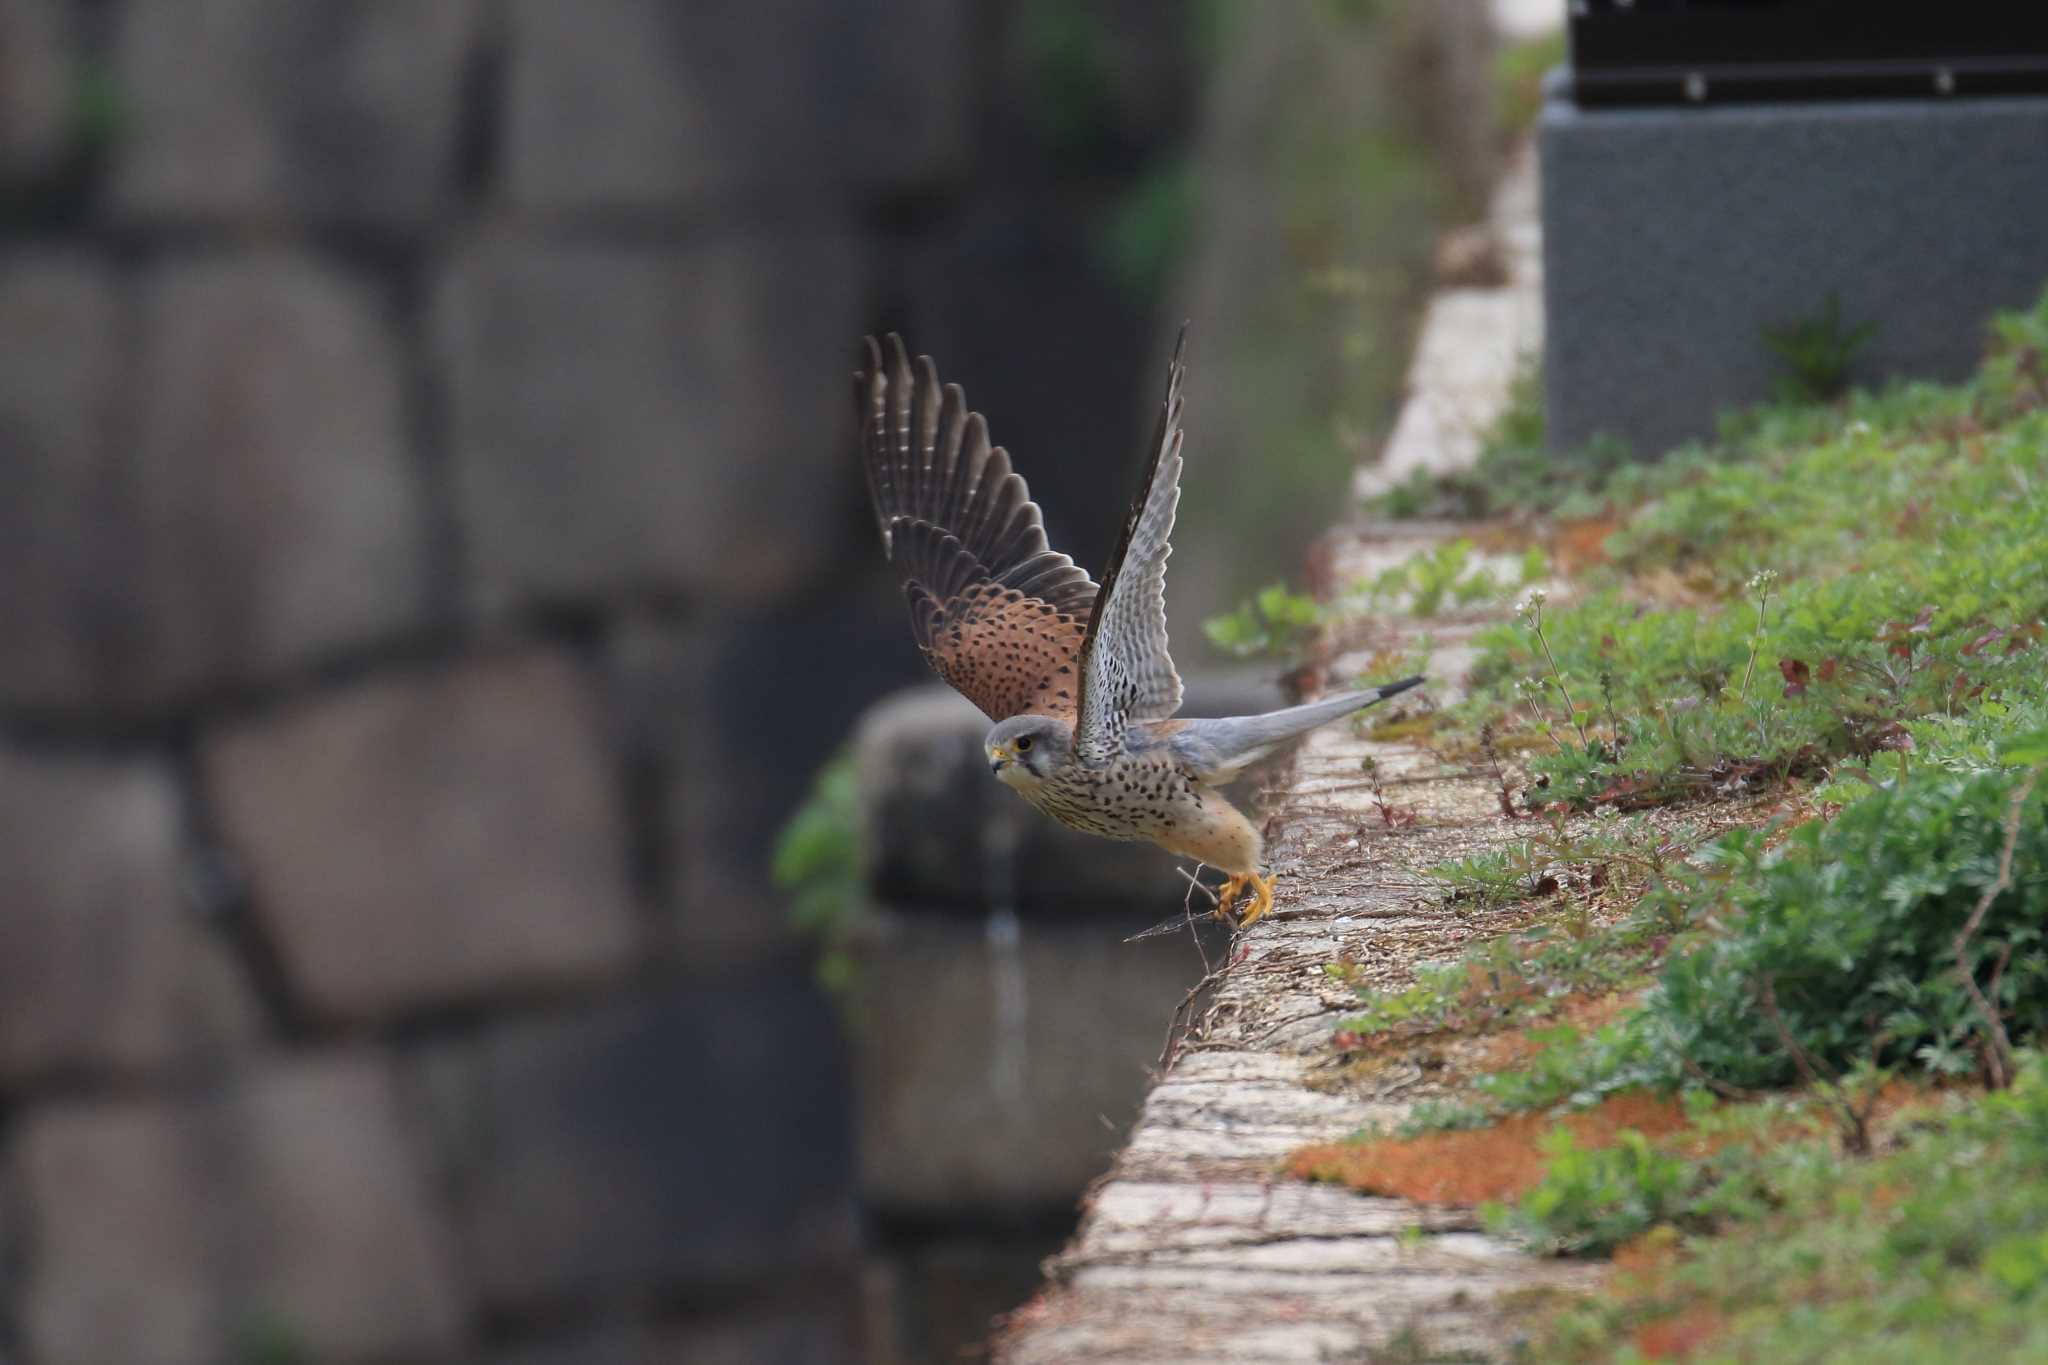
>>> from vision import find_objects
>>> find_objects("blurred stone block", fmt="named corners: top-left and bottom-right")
top-left (489, 1304), bottom-right (858, 1365)
top-left (0, 252), bottom-right (124, 713)
top-left (503, 0), bottom-right (968, 214)
top-left (899, 194), bottom-right (1154, 582)
top-left (414, 979), bottom-right (856, 1314)
top-left (854, 915), bottom-right (1201, 1215)
top-left (664, 1306), bottom-right (861, 1365)
top-left (606, 594), bottom-right (922, 963)
top-left (111, 0), bottom-right (480, 229)
top-left (0, 747), bottom-right (258, 1082)
top-left (15, 1051), bottom-right (467, 1365)
top-left (986, 0), bottom-right (1193, 159)
top-left (854, 679), bottom-right (1281, 920)
top-left (203, 648), bottom-right (638, 1023)
top-left (872, 1233), bottom-right (1068, 1365)
top-left (2, 252), bottom-right (428, 717)
top-left (131, 252), bottom-right (427, 711)
top-left (0, 0), bottom-right (70, 182)
top-left (437, 234), bottom-right (868, 611)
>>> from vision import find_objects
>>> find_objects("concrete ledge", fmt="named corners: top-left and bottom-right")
top-left (1542, 90), bottom-right (2048, 455)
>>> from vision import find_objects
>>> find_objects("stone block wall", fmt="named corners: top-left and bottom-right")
top-left (0, 2), bottom-right (1203, 1362)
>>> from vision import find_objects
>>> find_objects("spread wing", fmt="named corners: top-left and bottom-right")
top-left (857, 335), bottom-right (1099, 721)
top-left (1074, 327), bottom-right (1187, 763)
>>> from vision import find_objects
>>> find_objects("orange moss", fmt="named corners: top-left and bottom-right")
top-left (1862, 1077), bottom-right (1953, 1132)
top-left (1610, 1225), bottom-right (1682, 1282)
top-left (1631, 1304), bottom-right (1726, 1360)
top-left (1289, 1090), bottom-right (1692, 1205)
top-left (1468, 991), bottom-right (1640, 1072)
top-left (1550, 516), bottom-right (1621, 575)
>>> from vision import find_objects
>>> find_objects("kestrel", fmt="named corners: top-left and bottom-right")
top-left (855, 330), bottom-right (1422, 927)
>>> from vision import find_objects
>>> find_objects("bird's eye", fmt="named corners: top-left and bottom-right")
top-left (1016, 735), bottom-right (1034, 752)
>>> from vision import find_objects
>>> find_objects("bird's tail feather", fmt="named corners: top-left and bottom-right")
top-left (1172, 675), bottom-right (1425, 781)
top-left (1230, 676), bottom-right (1425, 747)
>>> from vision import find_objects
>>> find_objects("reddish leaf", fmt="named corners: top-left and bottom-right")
top-left (1778, 657), bottom-right (1811, 697)
top-left (1818, 658), bottom-right (1840, 683)
top-left (1963, 628), bottom-right (2006, 657)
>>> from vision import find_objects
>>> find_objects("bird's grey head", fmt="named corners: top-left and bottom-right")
top-left (985, 714), bottom-right (1071, 787)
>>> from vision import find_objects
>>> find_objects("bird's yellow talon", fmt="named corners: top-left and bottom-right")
top-left (1214, 872), bottom-right (1247, 923)
top-left (1212, 871), bottom-right (1276, 928)
top-left (1235, 872), bottom-right (1276, 928)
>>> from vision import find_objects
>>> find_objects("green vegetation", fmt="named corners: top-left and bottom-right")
top-left (1369, 357), bottom-right (1646, 522)
top-left (1456, 288), bottom-right (2048, 811)
top-left (1494, 1119), bottom-right (1700, 1257)
top-left (1017, 0), bottom-right (1117, 163)
top-left (1381, 760), bottom-right (2042, 1129)
top-left (1363, 536), bottom-right (1547, 616)
top-left (1495, 28), bottom-right (1568, 140)
top-left (235, 1314), bottom-right (308, 1365)
top-left (1200, 537), bottom-right (1546, 662)
top-left (1764, 292), bottom-right (1878, 402)
top-left (1663, 766), bottom-right (2046, 1088)
top-left (771, 752), bottom-right (865, 994)
top-left (1202, 582), bottom-right (1327, 659)
top-left (1100, 157), bottom-right (1198, 298)
top-left (1523, 1059), bottom-right (2048, 1362)
top-left (2, 60), bottom-right (126, 230)
top-left (1311, 289), bottom-right (2048, 1358)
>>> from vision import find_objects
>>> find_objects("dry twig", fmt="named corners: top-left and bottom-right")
top-left (1759, 977), bottom-right (1883, 1155)
top-left (1951, 767), bottom-right (2040, 1089)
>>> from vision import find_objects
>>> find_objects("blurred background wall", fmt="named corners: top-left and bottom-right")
top-left (0, 2), bottom-right (1502, 1361)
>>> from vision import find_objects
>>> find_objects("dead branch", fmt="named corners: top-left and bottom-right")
top-left (1671, 1033), bottom-right (1766, 1103)
top-left (1157, 964), bottom-right (1229, 1071)
top-left (1951, 767), bottom-right (2039, 1090)
top-left (1760, 976), bottom-right (1877, 1155)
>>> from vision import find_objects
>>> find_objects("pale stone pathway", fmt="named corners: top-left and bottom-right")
top-left (995, 150), bottom-right (1591, 1363)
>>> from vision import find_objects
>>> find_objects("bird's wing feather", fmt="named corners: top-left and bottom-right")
top-left (858, 335), bottom-right (1098, 721)
top-left (1072, 327), bottom-right (1188, 762)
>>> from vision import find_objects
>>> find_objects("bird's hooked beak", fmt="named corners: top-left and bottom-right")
top-left (987, 742), bottom-right (1016, 775)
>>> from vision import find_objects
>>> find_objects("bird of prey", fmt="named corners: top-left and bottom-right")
top-left (854, 330), bottom-right (1422, 927)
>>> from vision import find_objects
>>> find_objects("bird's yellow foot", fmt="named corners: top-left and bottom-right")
top-left (1213, 872), bottom-right (1248, 923)
top-left (1236, 872), bottom-right (1277, 928)
top-left (1211, 872), bottom-right (1275, 928)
